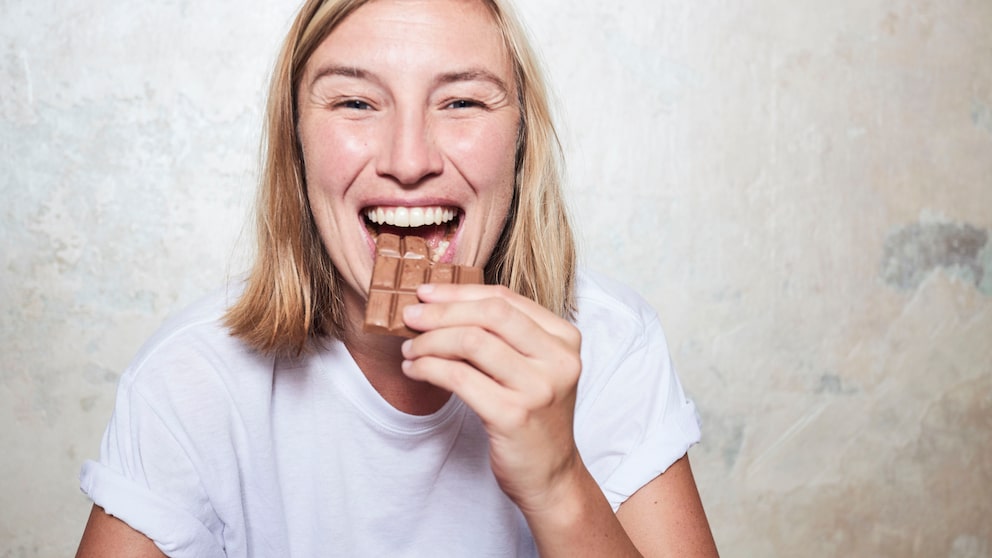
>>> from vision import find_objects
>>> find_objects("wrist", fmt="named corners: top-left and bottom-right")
top-left (513, 448), bottom-right (585, 517)
top-left (518, 460), bottom-right (642, 558)
top-left (517, 456), bottom-right (600, 534)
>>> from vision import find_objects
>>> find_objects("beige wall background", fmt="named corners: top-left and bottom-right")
top-left (2, 0), bottom-right (989, 556)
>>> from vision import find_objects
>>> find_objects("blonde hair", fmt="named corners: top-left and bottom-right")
top-left (226, 0), bottom-right (575, 355)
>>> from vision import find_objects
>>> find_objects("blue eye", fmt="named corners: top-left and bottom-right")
top-left (341, 99), bottom-right (371, 110)
top-left (447, 99), bottom-right (478, 109)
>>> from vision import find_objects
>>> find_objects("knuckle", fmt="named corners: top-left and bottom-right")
top-left (480, 297), bottom-right (513, 325)
top-left (541, 350), bottom-right (580, 389)
top-left (562, 324), bottom-right (582, 349)
top-left (530, 382), bottom-right (556, 408)
top-left (458, 327), bottom-right (488, 355)
top-left (444, 362), bottom-right (470, 391)
top-left (560, 353), bottom-right (581, 379)
top-left (492, 284), bottom-right (515, 299)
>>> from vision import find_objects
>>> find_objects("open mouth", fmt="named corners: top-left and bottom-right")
top-left (363, 205), bottom-right (461, 263)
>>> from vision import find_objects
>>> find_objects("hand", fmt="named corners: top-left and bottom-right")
top-left (400, 283), bottom-right (584, 513)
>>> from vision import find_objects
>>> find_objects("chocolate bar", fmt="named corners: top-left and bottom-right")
top-left (363, 234), bottom-right (484, 337)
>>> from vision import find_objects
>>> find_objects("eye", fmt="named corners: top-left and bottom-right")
top-left (446, 99), bottom-right (482, 109)
top-left (338, 99), bottom-right (372, 110)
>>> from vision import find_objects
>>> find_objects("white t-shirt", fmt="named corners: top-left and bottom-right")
top-left (80, 269), bottom-right (700, 557)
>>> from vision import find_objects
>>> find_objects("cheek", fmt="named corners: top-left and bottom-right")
top-left (300, 121), bottom-right (370, 196)
top-left (445, 121), bottom-right (519, 190)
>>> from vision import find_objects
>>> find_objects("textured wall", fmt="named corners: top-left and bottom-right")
top-left (2, 0), bottom-right (989, 556)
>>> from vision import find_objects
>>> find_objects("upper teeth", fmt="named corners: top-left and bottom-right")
top-left (365, 206), bottom-right (457, 227)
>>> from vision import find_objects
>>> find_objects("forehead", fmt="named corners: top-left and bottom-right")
top-left (305, 0), bottom-right (512, 81)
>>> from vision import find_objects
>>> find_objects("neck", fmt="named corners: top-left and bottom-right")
top-left (341, 296), bottom-right (451, 416)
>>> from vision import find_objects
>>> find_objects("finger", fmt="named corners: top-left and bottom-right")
top-left (401, 355), bottom-right (518, 422)
top-left (416, 283), bottom-right (577, 342)
top-left (403, 297), bottom-right (550, 359)
top-left (402, 325), bottom-right (534, 389)
top-left (405, 293), bottom-right (579, 359)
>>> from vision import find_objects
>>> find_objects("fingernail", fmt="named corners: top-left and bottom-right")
top-left (401, 339), bottom-right (412, 356)
top-left (404, 304), bottom-right (423, 319)
top-left (417, 284), bottom-right (435, 296)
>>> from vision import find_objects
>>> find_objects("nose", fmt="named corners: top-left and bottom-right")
top-left (376, 108), bottom-right (443, 186)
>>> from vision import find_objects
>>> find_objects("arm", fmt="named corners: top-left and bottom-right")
top-left (616, 454), bottom-right (719, 557)
top-left (511, 453), bottom-right (644, 557)
top-left (76, 504), bottom-right (167, 558)
top-left (489, 452), bottom-right (717, 557)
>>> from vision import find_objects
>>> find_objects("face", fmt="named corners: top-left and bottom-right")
top-left (297, 0), bottom-right (520, 316)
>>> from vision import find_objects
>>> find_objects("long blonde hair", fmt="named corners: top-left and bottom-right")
top-left (225, 0), bottom-right (575, 355)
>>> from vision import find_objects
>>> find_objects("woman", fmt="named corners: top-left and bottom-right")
top-left (77, 0), bottom-right (718, 556)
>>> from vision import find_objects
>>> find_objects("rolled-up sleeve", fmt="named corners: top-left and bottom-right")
top-left (574, 305), bottom-right (701, 511)
top-left (79, 371), bottom-right (226, 558)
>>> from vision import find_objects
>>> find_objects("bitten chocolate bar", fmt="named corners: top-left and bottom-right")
top-left (363, 233), bottom-right (484, 337)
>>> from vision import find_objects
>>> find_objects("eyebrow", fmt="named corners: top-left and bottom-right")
top-left (308, 65), bottom-right (510, 95)
top-left (434, 69), bottom-right (510, 94)
top-left (308, 65), bottom-right (378, 89)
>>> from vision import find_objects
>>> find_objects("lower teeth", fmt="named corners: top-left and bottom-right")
top-left (431, 240), bottom-right (450, 263)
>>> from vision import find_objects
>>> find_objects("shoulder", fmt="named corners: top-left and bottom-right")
top-left (572, 268), bottom-right (665, 351)
top-left (134, 286), bottom-right (234, 351)
top-left (118, 285), bottom-right (275, 413)
top-left (570, 268), bottom-right (676, 406)
top-left (131, 286), bottom-right (251, 369)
